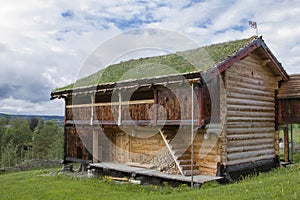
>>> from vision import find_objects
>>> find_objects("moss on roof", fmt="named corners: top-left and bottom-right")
top-left (55, 36), bottom-right (256, 91)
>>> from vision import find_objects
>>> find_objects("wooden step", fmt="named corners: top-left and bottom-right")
top-left (173, 149), bottom-right (188, 156)
top-left (178, 153), bottom-right (191, 160)
top-left (169, 143), bottom-right (190, 149)
top-left (180, 164), bottom-right (195, 170)
top-left (177, 159), bottom-right (192, 165)
top-left (159, 129), bottom-right (185, 176)
top-left (183, 169), bottom-right (201, 176)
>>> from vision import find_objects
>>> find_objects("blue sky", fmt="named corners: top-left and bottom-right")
top-left (0, 0), bottom-right (300, 115)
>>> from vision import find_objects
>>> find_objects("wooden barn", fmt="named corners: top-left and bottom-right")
top-left (51, 36), bottom-right (290, 182)
top-left (277, 74), bottom-right (300, 162)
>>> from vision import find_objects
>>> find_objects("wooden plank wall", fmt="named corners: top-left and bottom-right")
top-left (157, 89), bottom-right (185, 120)
top-left (65, 85), bottom-right (218, 124)
top-left (65, 126), bottom-right (93, 161)
top-left (224, 54), bottom-right (278, 166)
top-left (281, 99), bottom-right (300, 123)
top-left (99, 126), bottom-right (177, 165)
top-left (208, 77), bottom-right (221, 123)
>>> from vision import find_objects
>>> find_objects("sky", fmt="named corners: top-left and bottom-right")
top-left (0, 0), bottom-right (300, 116)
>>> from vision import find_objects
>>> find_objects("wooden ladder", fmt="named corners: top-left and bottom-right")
top-left (159, 129), bottom-right (201, 177)
top-left (158, 129), bottom-right (185, 176)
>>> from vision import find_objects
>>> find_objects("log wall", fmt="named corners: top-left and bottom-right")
top-left (224, 54), bottom-right (278, 166)
top-left (193, 128), bottom-right (219, 175)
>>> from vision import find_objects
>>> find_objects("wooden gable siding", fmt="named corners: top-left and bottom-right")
top-left (224, 53), bottom-right (278, 166)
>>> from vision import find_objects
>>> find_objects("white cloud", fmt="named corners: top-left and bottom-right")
top-left (0, 97), bottom-right (64, 115)
top-left (0, 0), bottom-right (300, 115)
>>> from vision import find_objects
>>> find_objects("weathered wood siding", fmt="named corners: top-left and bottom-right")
top-left (277, 74), bottom-right (300, 123)
top-left (158, 89), bottom-right (183, 120)
top-left (277, 74), bottom-right (300, 99)
top-left (97, 126), bottom-right (180, 173)
top-left (64, 84), bottom-right (218, 125)
top-left (224, 54), bottom-right (278, 166)
top-left (65, 126), bottom-right (93, 161)
top-left (281, 99), bottom-right (300, 124)
top-left (193, 128), bottom-right (219, 175)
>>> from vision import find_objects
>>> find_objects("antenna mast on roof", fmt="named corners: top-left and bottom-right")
top-left (248, 21), bottom-right (258, 36)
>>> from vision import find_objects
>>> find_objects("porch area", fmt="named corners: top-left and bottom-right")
top-left (89, 162), bottom-right (223, 185)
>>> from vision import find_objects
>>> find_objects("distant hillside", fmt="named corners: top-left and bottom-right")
top-left (0, 113), bottom-right (64, 126)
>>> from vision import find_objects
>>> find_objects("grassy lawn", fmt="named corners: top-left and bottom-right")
top-left (1, 165), bottom-right (300, 200)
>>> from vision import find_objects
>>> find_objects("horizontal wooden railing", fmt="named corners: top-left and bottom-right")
top-left (66, 99), bottom-right (154, 108)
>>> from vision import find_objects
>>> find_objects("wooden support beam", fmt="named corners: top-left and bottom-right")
top-left (261, 59), bottom-right (271, 67)
top-left (198, 86), bottom-right (204, 126)
top-left (90, 95), bottom-right (94, 126)
top-left (278, 99), bottom-right (282, 125)
top-left (92, 129), bottom-right (99, 163)
top-left (118, 91), bottom-right (122, 126)
top-left (66, 99), bottom-right (154, 108)
top-left (63, 99), bottom-right (67, 162)
top-left (283, 127), bottom-right (289, 162)
top-left (153, 87), bottom-right (158, 127)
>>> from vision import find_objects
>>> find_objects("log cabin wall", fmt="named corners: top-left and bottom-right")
top-left (192, 128), bottom-right (219, 175)
top-left (223, 53), bottom-right (279, 166)
top-left (191, 77), bottom-right (221, 176)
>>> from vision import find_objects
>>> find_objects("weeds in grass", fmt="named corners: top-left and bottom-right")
top-left (200, 181), bottom-right (220, 189)
top-left (1, 166), bottom-right (299, 200)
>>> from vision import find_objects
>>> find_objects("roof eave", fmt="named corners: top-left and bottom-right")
top-left (50, 71), bottom-right (204, 99)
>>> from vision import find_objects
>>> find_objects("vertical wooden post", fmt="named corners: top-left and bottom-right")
top-left (63, 97), bottom-right (67, 162)
top-left (91, 94), bottom-right (99, 163)
top-left (278, 99), bottom-right (282, 125)
top-left (198, 85), bottom-right (204, 127)
top-left (283, 126), bottom-right (289, 162)
top-left (191, 83), bottom-right (194, 188)
top-left (153, 87), bottom-right (158, 127)
top-left (93, 129), bottom-right (99, 163)
top-left (90, 95), bottom-right (94, 126)
top-left (290, 124), bottom-right (294, 161)
top-left (118, 91), bottom-right (122, 126)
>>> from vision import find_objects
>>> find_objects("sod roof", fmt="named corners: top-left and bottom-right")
top-left (54, 36), bottom-right (257, 92)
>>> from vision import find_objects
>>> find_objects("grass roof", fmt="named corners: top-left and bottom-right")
top-left (55, 36), bottom-right (256, 91)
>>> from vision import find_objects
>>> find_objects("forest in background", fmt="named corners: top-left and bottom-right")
top-left (0, 116), bottom-right (64, 168)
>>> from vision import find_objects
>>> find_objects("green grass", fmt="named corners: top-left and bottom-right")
top-left (54, 36), bottom-right (256, 91)
top-left (1, 165), bottom-right (300, 200)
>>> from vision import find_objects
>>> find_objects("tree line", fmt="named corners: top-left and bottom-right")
top-left (0, 117), bottom-right (63, 168)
